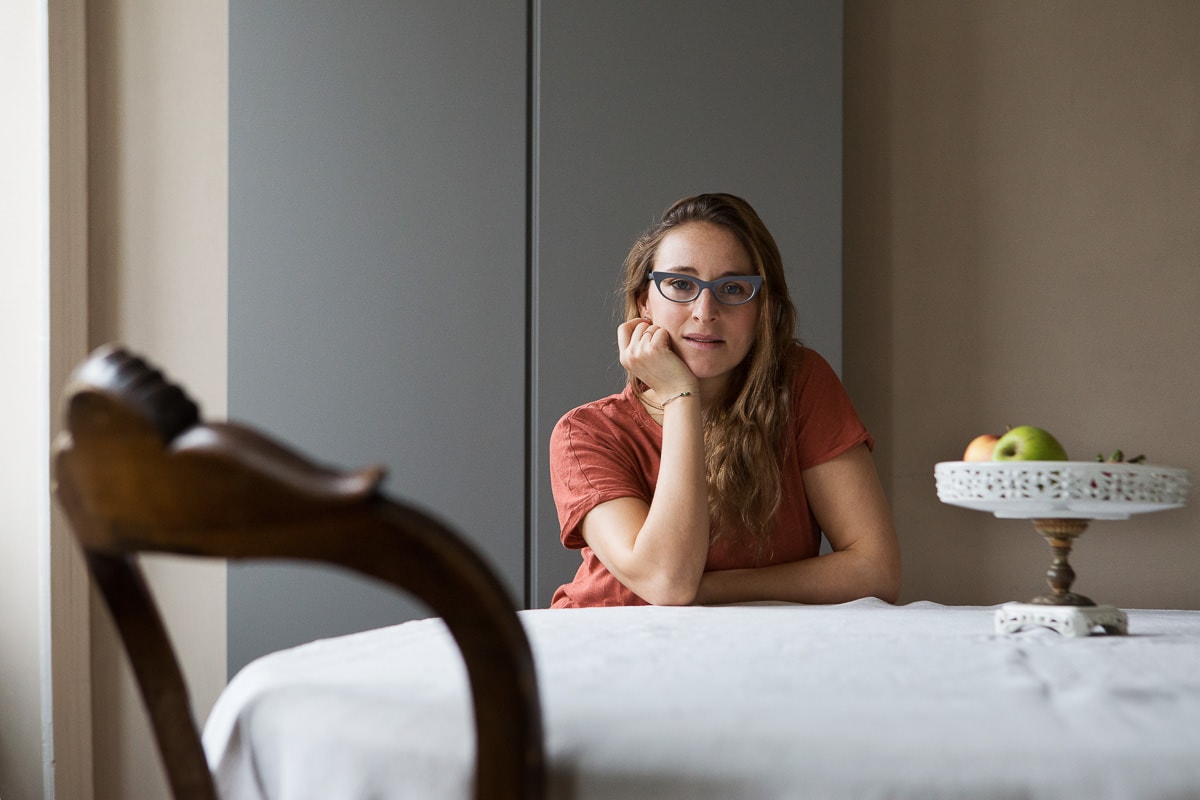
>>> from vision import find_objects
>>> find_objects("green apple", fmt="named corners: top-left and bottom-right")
top-left (992, 425), bottom-right (1069, 461)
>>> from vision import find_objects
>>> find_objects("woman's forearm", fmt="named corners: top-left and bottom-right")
top-left (693, 544), bottom-right (902, 606)
top-left (577, 391), bottom-right (711, 606)
top-left (626, 394), bottom-right (710, 604)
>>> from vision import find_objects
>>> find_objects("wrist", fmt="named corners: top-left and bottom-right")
top-left (659, 390), bottom-right (695, 408)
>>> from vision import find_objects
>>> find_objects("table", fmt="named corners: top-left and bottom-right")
top-left (203, 599), bottom-right (1200, 799)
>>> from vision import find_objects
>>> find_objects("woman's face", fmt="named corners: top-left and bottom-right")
top-left (638, 221), bottom-right (761, 394)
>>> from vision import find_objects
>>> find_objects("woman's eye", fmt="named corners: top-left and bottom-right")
top-left (667, 279), bottom-right (696, 292)
top-left (720, 282), bottom-right (747, 295)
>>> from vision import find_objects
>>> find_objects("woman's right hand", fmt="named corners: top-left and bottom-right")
top-left (617, 317), bottom-right (698, 400)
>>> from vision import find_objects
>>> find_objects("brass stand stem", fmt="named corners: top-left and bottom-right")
top-left (1029, 518), bottom-right (1094, 606)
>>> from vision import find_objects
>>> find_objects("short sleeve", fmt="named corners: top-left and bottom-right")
top-left (789, 348), bottom-right (873, 471)
top-left (548, 397), bottom-right (658, 550)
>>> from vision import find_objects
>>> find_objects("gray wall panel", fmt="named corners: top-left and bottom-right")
top-left (531, 1), bottom-right (844, 604)
top-left (229, 0), bottom-right (528, 673)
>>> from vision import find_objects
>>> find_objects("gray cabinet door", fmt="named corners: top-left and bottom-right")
top-left (228, 0), bottom-right (528, 674)
top-left (531, 1), bottom-right (844, 605)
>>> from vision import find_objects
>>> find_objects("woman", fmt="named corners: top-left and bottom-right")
top-left (549, 193), bottom-right (900, 607)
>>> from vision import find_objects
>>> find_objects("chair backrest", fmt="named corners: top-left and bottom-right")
top-left (52, 345), bottom-right (544, 800)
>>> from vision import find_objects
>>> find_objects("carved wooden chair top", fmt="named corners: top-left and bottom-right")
top-left (52, 345), bottom-right (544, 800)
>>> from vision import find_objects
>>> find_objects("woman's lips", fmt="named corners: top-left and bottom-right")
top-left (683, 334), bottom-right (724, 349)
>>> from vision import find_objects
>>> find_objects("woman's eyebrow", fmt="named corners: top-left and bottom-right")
top-left (663, 266), bottom-right (753, 278)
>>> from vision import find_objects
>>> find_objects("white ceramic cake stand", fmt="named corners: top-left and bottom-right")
top-left (934, 460), bottom-right (1191, 636)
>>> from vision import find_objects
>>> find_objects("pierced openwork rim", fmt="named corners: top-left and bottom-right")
top-left (933, 460), bottom-right (1191, 520)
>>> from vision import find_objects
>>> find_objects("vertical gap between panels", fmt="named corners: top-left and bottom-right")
top-left (523, 0), bottom-right (540, 609)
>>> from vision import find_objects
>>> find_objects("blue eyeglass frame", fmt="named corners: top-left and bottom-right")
top-left (647, 271), bottom-right (764, 305)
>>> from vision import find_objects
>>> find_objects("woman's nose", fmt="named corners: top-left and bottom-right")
top-left (692, 288), bottom-right (720, 320)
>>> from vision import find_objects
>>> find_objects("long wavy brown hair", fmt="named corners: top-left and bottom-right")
top-left (621, 193), bottom-right (799, 546)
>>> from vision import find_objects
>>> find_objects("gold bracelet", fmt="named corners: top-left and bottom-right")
top-left (661, 391), bottom-right (693, 407)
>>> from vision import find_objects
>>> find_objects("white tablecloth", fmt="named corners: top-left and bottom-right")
top-left (203, 599), bottom-right (1200, 799)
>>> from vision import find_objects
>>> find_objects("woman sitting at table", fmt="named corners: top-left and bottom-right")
top-left (549, 193), bottom-right (901, 608)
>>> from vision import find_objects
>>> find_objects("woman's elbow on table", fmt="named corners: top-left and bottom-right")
top-left (862, 542), bottom-right (902, 604)
top-left (606, 553), bottom-right (702, 605)
top-left (637, 575), bottom-right (701, 607)
top-left (874, 569), bottom-right (902, 604)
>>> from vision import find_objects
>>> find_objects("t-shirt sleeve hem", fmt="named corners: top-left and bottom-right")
top-left (796, 430), bottom-right (874, 473)
top-left (560, 490), bottom-right (647, 550)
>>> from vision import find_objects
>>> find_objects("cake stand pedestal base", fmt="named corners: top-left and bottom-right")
top-left (995, 602), bottom-right (1128, 637)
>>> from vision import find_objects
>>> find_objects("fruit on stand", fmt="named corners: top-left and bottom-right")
top-left (962, 433), bottom-right (1001, 462)
top-left (992, 425), bottom-right (1069, 461)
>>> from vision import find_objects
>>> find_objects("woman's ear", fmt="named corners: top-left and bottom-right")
top-left (637, 287), bottom-right (650, 320)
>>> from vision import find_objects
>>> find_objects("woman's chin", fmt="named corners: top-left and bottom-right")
top-left (685, 361), bottom-right (740, 386)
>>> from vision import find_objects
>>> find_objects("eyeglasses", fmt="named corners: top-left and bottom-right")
top-left (647, 271), bottom-right (763, 306)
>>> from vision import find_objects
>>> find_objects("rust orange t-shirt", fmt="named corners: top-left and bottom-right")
top-left (548, 345), bottom-right (872, 608)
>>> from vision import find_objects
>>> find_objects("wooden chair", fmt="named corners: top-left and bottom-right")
top-left (52, 345), bottom-right (545, 800)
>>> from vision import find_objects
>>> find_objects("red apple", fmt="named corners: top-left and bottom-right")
top-left (963, 433), bottom-right (1000, 462)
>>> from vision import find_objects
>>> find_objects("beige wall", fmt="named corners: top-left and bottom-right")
top-left (845, 0), bottom-right (1200, 609)
top-left (87, 1), bottom-right (228, 798)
